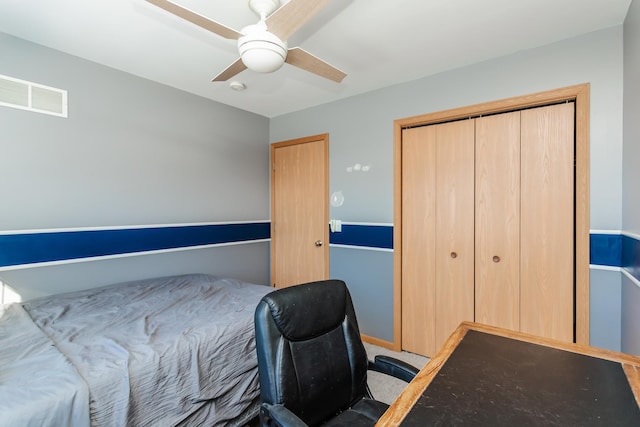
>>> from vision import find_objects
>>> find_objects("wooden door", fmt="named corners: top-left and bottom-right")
top-left (434, 120), bottom-right (475, 349)
top-left (475, 111), bottom-right (521, 331)
top-left (401, 125), bottom-right (437, 356)
top-left (271, 134), bottom-right (329, 288)
top-left (401, 120), bottom-right (475, 356)
top-left (520, 103), bottom-right (575, 341)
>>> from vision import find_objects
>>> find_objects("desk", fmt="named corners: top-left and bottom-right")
top-left (378, 322), bottom-right (640, 426)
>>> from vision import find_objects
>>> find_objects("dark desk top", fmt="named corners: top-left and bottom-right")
top-left (378, 322), bottom-right (640, 426)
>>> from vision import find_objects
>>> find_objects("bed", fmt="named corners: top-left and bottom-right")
top-left (0, 273), bottom-right (272, 426)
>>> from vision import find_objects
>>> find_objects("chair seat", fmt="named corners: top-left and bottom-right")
top-left (324, 398), bottom-right (389, 426)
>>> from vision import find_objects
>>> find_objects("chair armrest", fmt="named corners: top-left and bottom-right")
top-left (368, 355), bottom-right (420, 383)
top-left (261, 403), bottom-right (308, 427)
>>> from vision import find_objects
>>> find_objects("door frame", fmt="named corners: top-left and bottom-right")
top-left (393, 84), bottom-right (590, 350)
top-left (270, 133), bottom-right (330, 287)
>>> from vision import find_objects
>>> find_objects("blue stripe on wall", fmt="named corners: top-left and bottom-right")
top-left (622, 234), bottom-right (640, 283)
top-left (327, 227), bottom-right (639, 273)
top-left (590, 233), bottom-right (623, 267)
top-left (0, 222), bottom-right (270, 268)
top-left (2, 222), bottom-right (637, 273)
top-left (329, 224), bottom-right (393, 249)
top-left (622, 234), bottom-right (640, 268)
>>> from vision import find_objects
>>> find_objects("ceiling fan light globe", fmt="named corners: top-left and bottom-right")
top-left (238, 30), bottom-right (288, 73)
top-left (240, 44), bottom-right (286, 73)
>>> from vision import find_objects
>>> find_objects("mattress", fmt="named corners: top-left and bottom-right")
top-left (20, 273), bottom-right (271, 426)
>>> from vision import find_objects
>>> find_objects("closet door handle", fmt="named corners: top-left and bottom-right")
top-left (450, 252), bottom-right (458, 259)
top-left (493, 255), bottom-right (501, 263)
top-left (314, 240), bottom-right (323, 247)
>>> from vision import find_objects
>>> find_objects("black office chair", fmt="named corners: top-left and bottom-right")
top-left (254, 279), bottom-right (420, 426)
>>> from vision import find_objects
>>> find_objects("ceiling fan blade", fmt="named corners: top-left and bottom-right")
top-left (266, 0), bottom-right (335, 41)
top-left (212, 58), bottom-right (248, 82)
top-left (146, 0), bottom-right (242, 40)
top-left (285, 47), bottom-right (346, 83)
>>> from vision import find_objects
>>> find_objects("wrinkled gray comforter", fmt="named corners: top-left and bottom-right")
top-left (0, 303), bottom-right (90, 427)
top-left (21, 274), bottom-right (271, 426)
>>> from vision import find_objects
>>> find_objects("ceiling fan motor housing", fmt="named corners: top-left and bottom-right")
top-left (238, 24), bottom-right (288, 73)
top-left (248, 0), bottom-right (280, 18)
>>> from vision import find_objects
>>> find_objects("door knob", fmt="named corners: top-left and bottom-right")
top-left (450, 252), bottom-right (457, 259)
top-left (493, 255), bottom-right (501, 263)
top-left (315, 240), bottom-right (323, 247)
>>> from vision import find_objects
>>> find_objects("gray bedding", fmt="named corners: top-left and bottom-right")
top-left (0, 303), bottom-right (90, 427)
top-left (20, 274), bottom-right (271, 426)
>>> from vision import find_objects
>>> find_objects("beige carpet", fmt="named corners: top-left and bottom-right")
top-left (363, 342), bottom-right (429, 405)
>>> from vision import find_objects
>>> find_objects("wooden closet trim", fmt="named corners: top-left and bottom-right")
top-left (392, 83), bottom-right (590, 351)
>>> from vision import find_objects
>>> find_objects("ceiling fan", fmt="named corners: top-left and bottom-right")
top-left (145, 0), bottom-right (347, 83)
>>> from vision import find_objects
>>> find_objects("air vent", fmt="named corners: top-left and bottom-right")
top-left (0, 74), bottom-right (67, 117)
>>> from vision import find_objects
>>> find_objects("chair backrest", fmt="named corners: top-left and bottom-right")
top-left (254, 279), bottom-right (369, 426)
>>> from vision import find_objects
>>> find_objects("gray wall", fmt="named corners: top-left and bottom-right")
top-left (271, 26), bottom-right (625, 347)
top-left (1, 243), bottom-right (270, 301)
top-left (0, 32), bottom-right (271, 299)
top-left (622, 0), bottom-right (640, 355)
top-left (590, 268), bottom-right (622, 350)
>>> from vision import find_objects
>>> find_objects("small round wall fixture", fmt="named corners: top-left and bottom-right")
top-left (330, 191), bottom-right (345, 207)
top-left (229, 81), bottom-right (246, 91)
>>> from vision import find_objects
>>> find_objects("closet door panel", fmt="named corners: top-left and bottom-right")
top-left (401, 126), bottom-right (437, 356)
top-left (520, 103), bottom-right (575, 342)
top-left (475, 112), bottom-right (521, 331)
top-left (435, 120), bottom-right (475, 348)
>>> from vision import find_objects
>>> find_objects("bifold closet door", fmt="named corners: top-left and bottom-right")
top-left (401, 120), bottom-right (474, 357)
top-left (401, 101), bottom-right (577, 356)
top-left (434, 120), bottom-right (475, 349)
top-left (475, 111), bottom-right (521, 331)
top-left (520, 103), bottom-right (575, 341)
top-left (401, 125), bottom-right (436, 356)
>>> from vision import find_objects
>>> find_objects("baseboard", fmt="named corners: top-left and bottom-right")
top-left (361, 334), bottom-right (400, 351)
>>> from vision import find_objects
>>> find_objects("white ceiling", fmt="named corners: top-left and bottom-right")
top-left (0, 0), bottom-right (632, 118)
